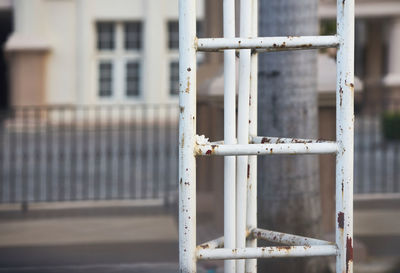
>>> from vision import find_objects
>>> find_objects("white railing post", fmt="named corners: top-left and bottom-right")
top-left (336, 1), bottom-right (355, 273)
top-left (178, 0), bottom-right (197, 272)
top-left (245, 0), bottom-right (258, 272)
top-left (236, 0), bottom-right (252, 272)
top-left (223, 0), bottom-right (236, 272)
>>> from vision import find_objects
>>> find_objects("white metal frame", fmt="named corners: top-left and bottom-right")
top-left (178, 0), bottom-right (354, 272)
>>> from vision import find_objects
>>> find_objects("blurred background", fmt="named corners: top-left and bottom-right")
top-left (0, 0), bottom-right (399, 272)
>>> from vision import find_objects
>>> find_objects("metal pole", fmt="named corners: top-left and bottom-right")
top-left (245, 0), bottom-right (258, 272)
top-left (198, 245), bottom-right (338, 260)
top-left (237, 0), bottom-right (252, 271)
top-left (336, 1), bottom-right (354, 273)
top-left (223, 0), bottom-right (236, 272)
top-left (197, 35), bottom-right (339, 51)
top-left (179, 0), bottom-right (197, 272)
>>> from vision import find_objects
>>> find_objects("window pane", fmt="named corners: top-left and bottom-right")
top-left (126, 62), bottom-right (140, 97)
top-left (97, 22), bottom-right (115, 50)
top-left (124, 22), bottom-right (142, 50)
top-left (197, 20), bottom-right (204, 38)
top-left (169, 61), bottom-right (179, 96)
top-left (168, 21), bottom-right (179, 49)
top-left (99, 62), bottom-right (113, 97)
top-left (168, 20), bottom-right (203, 49)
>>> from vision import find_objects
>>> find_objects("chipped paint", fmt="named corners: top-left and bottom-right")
top-left (346, 237), bottom-right (353, 273)
top-left (337, 212), bottom-right (345, 229)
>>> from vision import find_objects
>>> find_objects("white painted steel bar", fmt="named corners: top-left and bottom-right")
top-left (198, 236), bottom-right (224, 250)
top-left (251, 136), bottom-right (336, 145)
top-left (245, 0), bottom-right (258, 272)
top-left (336, 1), bottom-right (355, 273)
top-left (197, 245), bottom-right (338, 260)
top-left (223, 0), bottom-right (236, 272)
top-left (197, 35), bottom-right (339, 52)
top-left (236, 0), bottom-right (252, 271)
top-left (196, 143), bottom-right (338, 156)
top-left (252, 228), bottom-right (335, 246)
top-left (178, 0), bottom-right (197, 272)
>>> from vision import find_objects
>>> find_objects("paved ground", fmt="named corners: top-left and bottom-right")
top-left (0, 200), bottom-right (399, 273)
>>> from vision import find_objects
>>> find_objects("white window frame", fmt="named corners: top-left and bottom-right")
top-left (96, 21), bottom-right (142, 103)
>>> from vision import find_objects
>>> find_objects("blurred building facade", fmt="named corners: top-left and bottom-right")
top-left (0, 0), bottom-right (204, 107)
top-left (320, 0), bottom-right (400, 108)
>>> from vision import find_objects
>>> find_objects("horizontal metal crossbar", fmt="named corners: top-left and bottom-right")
top-left (197, 245), bottom-right (338, 260)
top-left (196, 35), bottom-right (339, 52)
top-left (250, 136), bottom-right (335, 145)
top-left (195, 142), bottom-right (338, 156)
top-left (197, 236), bottom-right (224, 250)
top-left (252, 228), bottom-right (335, 246)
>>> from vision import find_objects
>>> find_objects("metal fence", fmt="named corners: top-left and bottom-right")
top-left (0, 101), bottom-right (398, 204)
top-left (0, 104), bottom-right (179, 204)
top-left (354, 100), bottom-right (400, 194)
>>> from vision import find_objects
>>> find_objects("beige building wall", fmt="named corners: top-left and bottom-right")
top-left (5, 0), bottom-right (204, 106)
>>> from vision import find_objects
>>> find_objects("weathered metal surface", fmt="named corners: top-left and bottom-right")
top-left (196, 143), bottom-right (338, 156)
top-left (251, 136), bottom-right (335, 145)
top-left (178, 0), bottom-right (197, 272)
top-left (197, 35), bottom-right (339, 52)
top-left (178, 0), bottom-right (354, 271)
top-left (236, 0), bottom-right (252, 272)
top-left (197, 246), bottom-right (338, 260)
top-left (245, 0), bottom-right (258, 272)
top-left (197, 236), bottom-right (225, 250)
top-left (252, 228), bottom-right (335, 246)
top-left (336, 1), bottom-right (355, 273)
top-left (223, 0), bottom-right (237, 272)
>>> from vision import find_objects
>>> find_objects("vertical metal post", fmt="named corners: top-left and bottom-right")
top-left (245, 0), bottom-right (258, 272)
top-left (236, 0), bottom-right (252, 272)
top-left (223, 0), bottom-right (236, 272)
top-left (336, 1), bottom-right (354, 273)
top-left (179, 0), bottom-right (197, 272)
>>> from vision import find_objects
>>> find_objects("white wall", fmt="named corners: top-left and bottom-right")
top-left (12, 0), bottom-right (204, 105)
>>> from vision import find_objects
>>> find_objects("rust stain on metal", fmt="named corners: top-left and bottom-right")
top-left (338, 212), bottom-right (345, 229)
top-left (205, 144), bottom-right (218, 156)
top-left (346, 237), bottom-right (353, 273)
top-left (187, 67), bottom-right (191, 72)
top-left (276, 246), bottom-right (292, 251)
top-left (185, 77), bottom-right (191, 93)
top-left (199, 243), bottom-right (210, 249)
top-left (261, 137), bottom-right (271, 143)
top-left (292, 138), bottom-right (313, 144)
top-left (180, 106), bottom-right (185, 113)
top-left (247, 164), bottom-right (250, 179)
top-left (339, 87), bottom-right (343, 106)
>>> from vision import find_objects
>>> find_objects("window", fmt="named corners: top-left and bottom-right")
top-left (126, 61), bottom-right (140, 97)
top-left (169, 62), bottom-right (179, 95)
top-left (99, 62), bottom-right (113, 97)
top-left (97, 22), bottom-right (115, 50)
top-left (96, 22), bottom-right (142, 100)
top-left (168, 21), bottom-right (179, 49)
top-left (168, 20), bottom-right (204, 96)
top-left (124, 22), bottom-right (142, 50)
